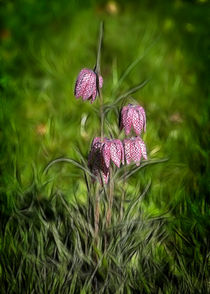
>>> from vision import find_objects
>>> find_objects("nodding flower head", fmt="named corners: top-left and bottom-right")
top-left (74, 68), bottom-right (103, 103)
top-left (88, 137), bottom-right (124, 184)
top-left (123, 137), bottom-right (147, 166)
top-left (88, 137), bottom-right (109, 184)
top-left (120, 104), bottom-right (146, 135)
top-left (102, 138), bottom-right (124, 169)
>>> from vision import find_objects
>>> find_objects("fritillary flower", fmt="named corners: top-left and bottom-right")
top-left (123, 137), bottom-right (147, 166)
top-left (102, 138), bottom-right (124, 168)
top-left (120, 104), bottom-right (146, 135)
top-left (74, 68), bottom-right (103, 103)
top-left (88, 137), bottom-right (109, 184)
top-left (88, 137), bottom-right (124, 184)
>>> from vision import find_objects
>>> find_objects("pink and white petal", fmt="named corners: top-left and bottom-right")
top-left (92, 137), bottom-right (102, 147)
top-left (125, 108), bottom-right (133, 135)
top-left (99, 75), bottom-right (103, 88)
top-left (139, 112), bottom-right (145, 134)
top-left (80, 68), bottom-right (90, 76)
top-left (102, 142), bottom-right (111, 168)
top-left (137, 106), bottom-right (146, 132)
top-left (140, 107), bottom-right (146, 132)
top-left (75, 70), bottom-right (90, 98)
top-left (131, 140), bottom-right (142, 166)
top-left (132, 109), bottom-right (142, 135)
top-left (76, 69), bottom-right (87, 85)
top-left (82, 73), bottom-right (96, 100)
top-left (139, 138), bottom-right (147, 160)
top-left (121, 106), bottom-right (128, 118)
top-left (124, 139), bottom-right (132, 165)
top-left (110, 141), bottom-right (121, 168)
top-left (74, 77), bottom-right (85, 98)
top-left (115, 139), bottom-right (124, 165)
top-left (90, 89), bottom-right (97, 103)
top-left (118, 140), bottom-right (125, 165)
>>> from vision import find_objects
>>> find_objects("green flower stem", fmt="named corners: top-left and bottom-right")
top-left (94, 184), bottom-right (100, 243)
top-left (94, 21), bottom-right (104, 243)
top-left (95, 21), bottom-right (104, 140)
top-left (106, 168), bottom-right (114, 227)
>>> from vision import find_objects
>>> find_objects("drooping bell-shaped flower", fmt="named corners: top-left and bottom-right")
top-left (88, 137), bottom-right (109, 184)
top-left (102, 138), bottom-right (124, 169)
top-left (120, 104), bottom-right (146, 135)
top-left (123, 137), bottom-right (147, 166)
top-left (74, 68), bottom-right (103, 103)
top-left (88, 137), bottom-right (124, 184)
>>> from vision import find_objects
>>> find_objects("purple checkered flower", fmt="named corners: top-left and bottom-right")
top-left (74, 68), bottom-right (103, 103)
top-left (120, 104), bottom-right (146, 135)
top-left (102, 138), bottom-right (124, 168)
top-left (123, 137), bottom-right (147, 166)
top-left (88, 137), bottom-right (124, 184)
top-left (88, 137), bottom-right (109, 184)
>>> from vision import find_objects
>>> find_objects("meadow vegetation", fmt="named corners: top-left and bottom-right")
top-left (0, 0), bottom-right (209, 293)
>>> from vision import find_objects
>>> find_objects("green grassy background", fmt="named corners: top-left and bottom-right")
top-left (0, 0), bottom-right (209, 292)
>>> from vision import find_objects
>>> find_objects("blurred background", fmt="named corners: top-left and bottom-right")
top-left (0, 0), bottom-right (209, 235)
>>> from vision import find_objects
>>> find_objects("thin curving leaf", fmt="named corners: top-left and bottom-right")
top-left (124, 179), bottom-right (151, 219)
top-left (116, 158), bottom-right (169, 181)
top-left (104, 78), bottom-right (150, 115)
top-left (112, 37), bottom-right (159, 94)
top-left (43, 157), bottom-right (97, 180)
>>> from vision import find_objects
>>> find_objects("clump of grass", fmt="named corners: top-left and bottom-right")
top-left (0, 179), bottom-right (165, 293)
top-left (1, 176), bottom-right (209, 293)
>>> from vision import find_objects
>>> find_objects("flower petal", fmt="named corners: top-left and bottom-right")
top-left (124, 139), bottom-right (132, 165)
top-left (139, 138), bottom-right (147, 160)
top-left (137, 106), bottom-right (146, 132)
top-left (82, 71), bottom-right (96, 100)
top-left (118, 140), bottom-right (125, 165)
top-left (132, 108), bottom-right (142, 135)
top-left (102, 142), bottom-right (111, 168)
top-left (124, 108), bottom-right (133, 135)
top-left (74, 69), bottom-right (90, 98)
top-left (131, 138), bottom-right (141, 166)
top-left (99, 75), bottom-right (103, 88)
top-left (74, 69), bottom-right (103, 103)
top-left (90, 89), bottom-right (97, 103)
top-left (92, 137), bottom-right (101, 147)
top-left (110, 140), bottom-right (121, 168)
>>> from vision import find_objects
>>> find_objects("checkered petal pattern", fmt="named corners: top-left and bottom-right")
top-left (102, 139), bottom-right (124, 168)
top-left (102, 140), bottom-right (111, 169)
top-left (120, 104), bottom-right (146, 135)
top-left (123, 139), bottom-right (132, 165)
top-left (88, 138), bottom-right (109, 184)
top-left (123, 137), bottom-right (147, 166)
top-left (74, 68), bottom-right (103, 103)
top-left (88, 137), bottom-right (124, 184)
